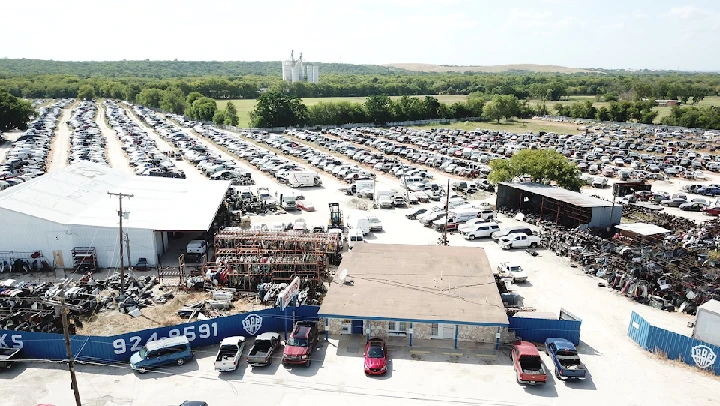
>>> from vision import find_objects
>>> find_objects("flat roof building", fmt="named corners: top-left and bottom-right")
top-left (0, 162), bottom-right (230, 269)
top-left (318, 244), bottom-right (509, 348)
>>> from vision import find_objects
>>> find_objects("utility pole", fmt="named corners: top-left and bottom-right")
top-left (441, 179), bottom-right (450, 246)
top-left (125, 232), bottom-right (131, 268)
top-left (59, 294), bottom-right (82, 406)
top-left (108, 192), bottom-right (134, 291)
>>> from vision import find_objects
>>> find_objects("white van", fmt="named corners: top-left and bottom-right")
top-left (348, 229), bottom-right (364, 249)
top-left (402, 176), bottom-right (424, 188)
top-left (449, 208), bottom-right (484, 223)
top-left (347, 211), bottom-right (371, 235)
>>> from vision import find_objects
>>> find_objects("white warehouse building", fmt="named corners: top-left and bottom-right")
top-left (0, 162), bottom-right (230, 270)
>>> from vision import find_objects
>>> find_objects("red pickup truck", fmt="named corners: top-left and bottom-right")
top-left (282, 321), bottom-right (318, 367)
top-left (511, 341), bottom-right (547, 385)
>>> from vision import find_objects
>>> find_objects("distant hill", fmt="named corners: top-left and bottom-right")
top-left (384, 63), bottom-right (595, 74)
top-left (0, 59), bottom-right (408, 77)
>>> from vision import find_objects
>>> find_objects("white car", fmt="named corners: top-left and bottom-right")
top-left (367, 215), bottom-right (383, 232)
top-left (496, 263), bottom-right (529, 283)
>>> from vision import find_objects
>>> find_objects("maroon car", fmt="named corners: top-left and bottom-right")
top-left (364, 338), bottom-right (388, 375)
top-left (282, 321), bottom-right (317, 367)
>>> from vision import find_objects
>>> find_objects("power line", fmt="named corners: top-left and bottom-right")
top-left (107, 191), bottom-right (134, 291)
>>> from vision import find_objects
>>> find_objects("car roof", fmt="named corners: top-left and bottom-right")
top-left (145, 335), bottom-right (189, 351)
top-left (256, 332), bottom-right (280, 340)
top-left (546, 338), bottom-right (576, 351)
top-left (220, 336), bottom-right (246, 346)
top-left (513, 341), bottom-right (540, 356)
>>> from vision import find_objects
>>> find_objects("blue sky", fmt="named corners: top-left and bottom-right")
top-left (1, 0), bottom-right (719, 70)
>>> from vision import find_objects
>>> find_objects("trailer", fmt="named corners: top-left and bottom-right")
top-left (287, 171), bottom-right (322, 188)
top-left (693, 299), bottom-right (720, 347)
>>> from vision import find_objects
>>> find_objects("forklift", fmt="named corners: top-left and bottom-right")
top-left (328, 203), bottom-right (344, 230)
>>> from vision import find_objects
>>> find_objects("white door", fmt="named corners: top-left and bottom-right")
top-left (432, 323), bottom-right (455, 339)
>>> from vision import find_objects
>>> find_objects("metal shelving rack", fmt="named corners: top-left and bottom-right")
top-left (205, 229), bottom-right (340, 291)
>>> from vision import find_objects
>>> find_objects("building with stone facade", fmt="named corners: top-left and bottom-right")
top-left (318, 244), bottom-right (511, 349)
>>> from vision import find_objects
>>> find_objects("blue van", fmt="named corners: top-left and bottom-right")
top-left (130, 336), bottom-right (193, 374)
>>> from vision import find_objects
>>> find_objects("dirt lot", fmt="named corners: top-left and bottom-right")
top-left (46, 105), bottom-right (74, 172)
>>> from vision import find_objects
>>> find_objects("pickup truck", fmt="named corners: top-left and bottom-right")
top-left (214, 336), bottom-right (246, 372)
top-left (432, 219), bottom-right (460, 232)
top-left (0, 347), bottom-right (20, 369)
top-left (282, 321), bottom-right (318, 367)
top-left (499, 233), bottom-right (540, 249)
top-left (511, 341), bottom-right (547, 385)
top-left (247, 332), bottom-right (281, 367)
top-left (544, 338), bottom-right (588, 380)
top-left (496, 262), bottom-right (529, 283)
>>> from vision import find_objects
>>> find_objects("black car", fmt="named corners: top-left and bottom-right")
top-left (134, 257), bottom-right (149, 271)
top-left (406, 208), bottom-right (427, 220)
top-left (180, 402), bottom-right (208, 406)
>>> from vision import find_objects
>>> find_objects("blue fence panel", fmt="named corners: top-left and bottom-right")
top-left (508, 313), bottom-right (582, 345)
top-left (627, 312), bottom-right (720, 375)
top-left (627, 311), bottom-right (652, 350)
top-left (0, 305), bottom-right (320, 363)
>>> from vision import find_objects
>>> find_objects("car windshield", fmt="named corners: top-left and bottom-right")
top-left (369, 218), bottom-right (380, 224)
top-left (287, 337), bottom-right (308, 347)
top-left (509, 266), bottom-right (522, 273)
top-left (138, 346), bottom-right (148, 358)
top-left (368, 346), bottom-right (384, 358)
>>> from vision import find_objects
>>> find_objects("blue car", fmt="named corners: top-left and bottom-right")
top-left (130, 336), bottom-right (193, 374)
top-left (544, 338), bottom-right (587, 380)
top-left (698, 187), bottom-right (720, 196)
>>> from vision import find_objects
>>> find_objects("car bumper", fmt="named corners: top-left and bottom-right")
top-left (282, 357), bottom-right (309, 365)
top-left (518, 378), bottom-right (547, 385)
top-left (365, 366), bottom-right (387, 375)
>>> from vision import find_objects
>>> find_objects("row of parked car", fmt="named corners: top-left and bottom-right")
top-left (0, 99), bottom-right (71, 191)
top-left (67, 101), bottom-right (108, 166)
top-left (101, 101), bottom-right (186, 178)
top-left (132, 106), bottom-right (255, 185)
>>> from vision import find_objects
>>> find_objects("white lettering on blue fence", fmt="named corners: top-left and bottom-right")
top-left (112, 322), bottom-right (218, 355)
top-left (242, 314), bottom-right (263, 335)
top-left (691, 345), bottom-right (717, 369)
top-left (0, 334), bottom-right (23, 348)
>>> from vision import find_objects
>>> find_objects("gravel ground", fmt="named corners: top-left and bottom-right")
top-left (46, 105), bottom-right (74, 173)
top-left (95, 101), bottom-right (134, 174)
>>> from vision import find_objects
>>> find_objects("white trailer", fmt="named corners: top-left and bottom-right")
top-left (287, 171), bottom-right (321, 188)
top-left (693, 299), bottom-right (720, 347)
top-left (347, 210), bottom-right (371, 235)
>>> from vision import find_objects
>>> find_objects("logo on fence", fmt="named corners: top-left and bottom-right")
top-left (691, 344), bottom-right (717, 369)
top-left (242, 314), bottom-right (263, 335)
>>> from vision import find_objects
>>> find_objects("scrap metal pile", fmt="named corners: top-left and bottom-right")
top-left (533, 207), bottom-right (720, 315)
top-left (199, 229), bottom-right (340, 306)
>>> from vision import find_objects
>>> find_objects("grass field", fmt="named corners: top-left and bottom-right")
top-left (218, 94), bottom-right (719, 128)
top-left (217, 95), bottom-right (468, 128)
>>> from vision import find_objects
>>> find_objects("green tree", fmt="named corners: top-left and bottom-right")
top-left (213, 108), bottom-right (227, 125)
top-left (136, 88), bottom-right (163, 108)
top-left (249, 91), bottom-right (308, 127)
top-left (187, 97), bottom-right (217, 122)
top-left (77, 84), bottom-right (95, 100)
top-left (487, 149), bottom-right (584, 191)
top-left (160, 87), bottom-right (186, 114)
top-left (596, 106), bottom-right (611, 121)
top-left (185, 91), bottom-right (203, 106)
top-left (493, 95), bottom-right (520, 120)
top-left (482, 100), bottom-right (502, 123)
top-left (224, 101), bottom-right (239, 126)
top-left (364, 95), bottom-right (393, 124)
top-left (0, 89), bottom-right (35, 132)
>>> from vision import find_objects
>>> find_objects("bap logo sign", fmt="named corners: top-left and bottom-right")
top-left (691, 344), bottom-right (717, 369)
top-left (242, 314), bottom-right (263, 335)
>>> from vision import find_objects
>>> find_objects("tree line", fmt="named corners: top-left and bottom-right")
top-left (1, 71), bottom-right (718, 102)
top-left (249, 92), bottom-right (540, 128)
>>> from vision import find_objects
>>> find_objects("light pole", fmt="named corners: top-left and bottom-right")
top-left (108, 192), bottom-right (134, 291)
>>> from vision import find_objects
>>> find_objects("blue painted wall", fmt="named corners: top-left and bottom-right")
top-left (0, 305), bottom-right (319, 363)
top-left (628, 311), bottom-right (720, 375)
top-left (508, 310), bottom-right (582, 345)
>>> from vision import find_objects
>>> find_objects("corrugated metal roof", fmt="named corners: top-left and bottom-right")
top-left (616, 223), bottom-right (672, 236)
top-left (699, 299), bottom-right (720, 316)
top-left (499, 182), bottom-right (614, 208)
top-left (0, 162), bottom-right (229, 231)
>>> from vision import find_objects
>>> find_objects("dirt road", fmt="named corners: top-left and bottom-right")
top-left (95, 101), bottom-right (134, 174)
top-left (46, 105), bottom-right (75, 172)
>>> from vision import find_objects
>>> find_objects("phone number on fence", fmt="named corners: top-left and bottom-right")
top-left (112, 322), bottom-right (218, 355)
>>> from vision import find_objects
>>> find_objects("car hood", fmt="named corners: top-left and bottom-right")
top-left (130, 352), bottom-right (143, 366)
top-left (284, 345), bottom-right (309, 356)
top-left (365, 357), bottom-right (386, 369)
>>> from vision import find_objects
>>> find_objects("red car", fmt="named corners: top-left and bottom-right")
top-left (703, 206), bottom-right (720, 216)
top-left (282, 321), bottom-right (317, 367)
top-left (364, 338), bottom-right (388, 375)
top-left (296, 200), bottom-right (315, 212)
top-left (510, 341), bottom-right (547, 385)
